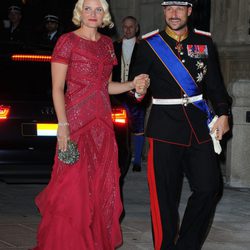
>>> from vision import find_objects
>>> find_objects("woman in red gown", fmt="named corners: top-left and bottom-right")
top-left (32, 0), bottom-right (149, 249)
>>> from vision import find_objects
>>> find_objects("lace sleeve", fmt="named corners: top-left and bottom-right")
top-left (51, 33), bottom-right (73, 65)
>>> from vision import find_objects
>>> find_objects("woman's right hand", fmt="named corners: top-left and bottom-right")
top-left (133, 74), bottom-right (150, 95)
top-left (57, 124), bottom-right (70, 152)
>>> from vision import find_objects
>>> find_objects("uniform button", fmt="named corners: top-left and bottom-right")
top-left (180, 52), bottom-right (184, 55)
top-left (182, 59), bottom-right (185, 63)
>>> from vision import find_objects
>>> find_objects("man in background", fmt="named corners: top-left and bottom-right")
top-left (113, 16), bottom-right (148, 177)
top-left (0, 4), bottom-right (27, 42)
top-left (40, 14), bottom-right (62, 49)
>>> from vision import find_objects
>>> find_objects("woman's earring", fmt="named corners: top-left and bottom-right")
top-left (109, 22), bottom-right (114, 29)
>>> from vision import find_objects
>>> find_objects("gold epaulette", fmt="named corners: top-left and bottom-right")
top-left (142, 29), bottom-right (159, 39)
top-left (194, 28), bottom-right (211, 37)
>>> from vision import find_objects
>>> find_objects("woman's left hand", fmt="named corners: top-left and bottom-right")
top-left (133, 74), bottom-right (150, 95)
top-left (57, 125), bottom-right (70, 151)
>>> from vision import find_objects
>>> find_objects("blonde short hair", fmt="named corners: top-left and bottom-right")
top-left (72, 0), bottom-right (114, 28)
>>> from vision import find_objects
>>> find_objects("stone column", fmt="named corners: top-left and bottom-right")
top-left (226, 80), bottom-right (250, 188)
top-left (210, 0), bottom-right (250, 87)
top-left (210, 0), bottom-right (250, 45)
top-left (109, 0), bottom-right (138, 38)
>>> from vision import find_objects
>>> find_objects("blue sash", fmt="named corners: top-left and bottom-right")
top-left (146, 34), bottom-right (214, 124)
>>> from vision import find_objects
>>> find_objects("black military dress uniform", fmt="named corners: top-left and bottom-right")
top-left (40, 14), bottom-right (62, 50)
top-left (130, 27), bottom-right (231, 250)
top-left (0, 5), bottom-right (27, 43)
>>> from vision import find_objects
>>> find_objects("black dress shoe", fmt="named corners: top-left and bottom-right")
top-left (132, 164), bottom-right (141, 172)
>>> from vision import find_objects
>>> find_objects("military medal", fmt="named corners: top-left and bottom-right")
top-left (175, 43), bottom-right (183, 54)
top-left (187, 44), bottom-right (208, 58)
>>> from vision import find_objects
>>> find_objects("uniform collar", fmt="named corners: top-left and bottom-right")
top-left (165, 26), bottom-right (188, 42)
top-left (48, 30), bottom-right (57, 40)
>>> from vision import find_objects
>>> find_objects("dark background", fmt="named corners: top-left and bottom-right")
top-left (192, 0), bottom-right (211, 31)
top-left (0, 0), bottom-right (211, 36)
top-left (0, 0), bottom-right (77, 33)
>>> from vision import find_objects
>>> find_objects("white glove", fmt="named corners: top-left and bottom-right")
top-left (208, 116), bottom-right (222, 155)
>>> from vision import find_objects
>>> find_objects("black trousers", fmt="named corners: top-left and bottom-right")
top-left (148, 137), bottom-right (222, 250)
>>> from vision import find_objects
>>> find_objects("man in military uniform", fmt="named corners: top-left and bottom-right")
top-left (40, 14), bottom-right (62, 49)
top-left (130, 1), bottom-right (231, 249)
top-left (1, 5), bottom-right (27, 43)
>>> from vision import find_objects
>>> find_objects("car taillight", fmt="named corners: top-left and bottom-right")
top-left (11, 54), bottom-right (51, 62)
top-left (0, 105), bottom-right (10, 120)
top-left (112, 108), bottom-right (127, 125)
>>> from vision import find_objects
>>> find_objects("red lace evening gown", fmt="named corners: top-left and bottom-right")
top-left (33, 32), bottom-right (123, 250)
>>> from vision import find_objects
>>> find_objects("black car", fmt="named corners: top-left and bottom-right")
top-left (0, 41), bottom-right (131, 182)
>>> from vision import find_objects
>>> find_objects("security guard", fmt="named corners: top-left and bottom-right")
top-left (130, 1), bottom-right (231, 249)
top-left (1, 5), bottom-right (27, 42)
top-left (40, 14), bottom-right (62, 48)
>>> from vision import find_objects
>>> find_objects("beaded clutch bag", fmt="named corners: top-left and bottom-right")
top-left (58, 140), bottom-right (80, 165)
